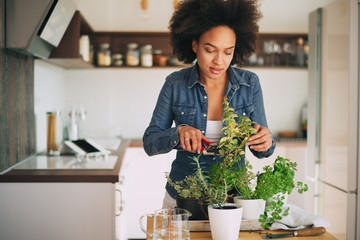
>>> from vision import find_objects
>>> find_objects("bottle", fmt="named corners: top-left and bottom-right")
top-left (140, 44), bottom-right (153, 67)
top-left (79, 35), bottom-right (90, 62)
top-left (296, 37), bottom-right (305, 66)
top-left (153, 49), bottom-right (162, 66)
top-left (47, 111), bottom-right (63, 156)
top-left (97, 43), bottom-right (111, 66)
top-left (126, 43), bottom-right (140, 66)
top-left (301, 103), bottom-right (308, 138)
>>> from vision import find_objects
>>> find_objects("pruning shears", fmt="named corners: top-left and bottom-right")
top-left (201, 138), bottom-right (220, 155)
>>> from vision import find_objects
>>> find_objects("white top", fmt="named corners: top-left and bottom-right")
top-left (205, 120), bottom-right (223, 143)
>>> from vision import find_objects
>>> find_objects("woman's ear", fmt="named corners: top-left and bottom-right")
top-left (192, 40), bottom-right (198, 53)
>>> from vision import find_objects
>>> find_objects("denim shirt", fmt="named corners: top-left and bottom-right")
top-left (143, 64), bottom-right (276, 198)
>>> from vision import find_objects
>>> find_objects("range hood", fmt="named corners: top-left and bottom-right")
top-left (6, 0), bottom-right (76, 59)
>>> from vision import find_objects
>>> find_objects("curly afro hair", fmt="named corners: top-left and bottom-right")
top-left (169, 0), bottom-right (262, 65)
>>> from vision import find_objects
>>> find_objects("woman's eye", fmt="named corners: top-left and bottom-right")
top-left (205, 49), bottom-right (214, 53)
top-left (225, 51), bottom-right (232, 56)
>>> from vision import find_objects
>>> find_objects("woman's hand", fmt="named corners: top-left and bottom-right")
top-left (178, 125), bottom-right (207, 154)
top-left (247, 124), bottom-right (273, 152)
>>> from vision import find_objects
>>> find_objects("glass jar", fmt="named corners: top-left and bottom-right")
top-left (140, 44), bottom-right (153, 67)
top-left (112, 53), bottom-right (124, 66)
top-left (126, 43), bottom-right (140, 66)
top-left (97, 43), bottom-right (111, 66)
top-left (47, 111), bottom-right (63, 156)
top-left (153, 49), bottom-right (162, 66)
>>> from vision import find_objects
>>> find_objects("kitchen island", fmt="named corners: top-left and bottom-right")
top-left (0, 139), bottom-right (132, 240)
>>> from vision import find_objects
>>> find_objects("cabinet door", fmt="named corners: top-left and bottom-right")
top-left (0, 182), bottom-right (115, 240)
top-left (119, 147), bottom-right (175, 239)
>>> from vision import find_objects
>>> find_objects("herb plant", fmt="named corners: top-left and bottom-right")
top-left (166, 97), bottom-right (309, 228)
top-left (207, 97), bottom-right (257, 205)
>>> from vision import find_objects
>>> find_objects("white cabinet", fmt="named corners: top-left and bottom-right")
top-left (0, 182), bottom-right (117, 240)
top-left (117, 147), bottom-right (175, 239)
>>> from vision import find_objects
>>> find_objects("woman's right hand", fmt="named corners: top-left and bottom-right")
top-left (178, 125), bottom-right (206, 154)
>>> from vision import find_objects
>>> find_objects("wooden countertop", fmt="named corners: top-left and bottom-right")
top-left (146, 217), bottom-right (336, 240)
top-left (187, 230), bottom-right (336, 239)
top-left (0, 139), bottom-right (132, 183)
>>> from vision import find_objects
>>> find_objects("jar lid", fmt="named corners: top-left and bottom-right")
top-left (127, 43), bottom-right (139, 49)
top-left (46, 111), bottom-right (61, 115)
top-left (99, 43), bottom-right (110, 49)
top-left (142, 44), bottom-right (152, 49)
top-left (153, 49), bottom-right (162, 55)
top-left (112, 53), bottom-right (123, 58)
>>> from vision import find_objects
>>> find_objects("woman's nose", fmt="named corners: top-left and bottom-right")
top-left (213, 53), bottom-right (223, 64)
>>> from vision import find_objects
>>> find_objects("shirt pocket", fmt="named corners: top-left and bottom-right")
top-left (233, 104), bottom-right (254, 118)
top-left (172, 104), bottom-right (196, 126)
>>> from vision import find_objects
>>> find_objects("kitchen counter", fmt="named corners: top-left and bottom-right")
top-left (0, 139), bottom-right (132, 183)
top-left (0, 138), bottom-right (306, 183)
top-left (185, 230), bottom-right (337, 240)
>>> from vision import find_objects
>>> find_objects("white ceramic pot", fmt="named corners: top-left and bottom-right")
top-left (233, 197), bottom-right (266, 220)
top-left (208, 203), bottom-right (243, 240)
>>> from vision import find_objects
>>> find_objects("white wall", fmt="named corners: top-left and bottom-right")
top-left (73, 0), bottom-right (334, 33)
top-left (34, 62), bottom-right (308, 148)
top-left (63, 67), bottom-right (307, 139)
top-left (253, 68), bottom-right (308, 136)
top-left (34, 61), bottom-right (67, 152)
top-left (63, 68), bottom-right (175, 139)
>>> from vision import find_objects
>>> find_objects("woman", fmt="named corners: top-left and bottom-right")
top-left (143, 0), bottom-right (276, 208)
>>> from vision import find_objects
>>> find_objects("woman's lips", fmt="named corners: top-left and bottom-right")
top-left (209, 67), bottom-right (222, 74)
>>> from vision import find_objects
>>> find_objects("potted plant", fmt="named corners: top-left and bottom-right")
top-left (203, 98), bottom-right (256, 240)
top-left (233, 156), bottom-right (308, 228)
top-left (212, 97), bottom-right (308, 229)
top-left (165, 158), bottom-right (209, 220)
top-left (166, 97), bottom-right (308, 234)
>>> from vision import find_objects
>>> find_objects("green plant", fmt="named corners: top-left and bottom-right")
top-left (166, 97), bottom-right (309, 227)
top-left (236, 156), bottom-right (309, 228)
top-left (166, 97), bottom-right (256, 206)
top-left (165, 157), bottom-right (208, 199)
top-left (206, 97), bottom-right (257, 204)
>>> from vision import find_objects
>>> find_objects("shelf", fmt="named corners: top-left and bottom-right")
top-left (47, 11), bottom-right (94, 68)
top-left (47, 11), bottom-right (308, 69)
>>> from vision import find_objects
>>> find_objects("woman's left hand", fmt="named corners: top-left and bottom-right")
top-left (247, 124), bottom-right (273, 152)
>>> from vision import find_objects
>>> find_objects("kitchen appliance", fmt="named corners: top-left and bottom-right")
top-left (307, 0), bottom-right (359, 239)
top-left (6, 0), bottom-right (76, 58)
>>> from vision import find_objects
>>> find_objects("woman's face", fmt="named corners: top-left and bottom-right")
top-left (192, 26), bottom-right (236, 82)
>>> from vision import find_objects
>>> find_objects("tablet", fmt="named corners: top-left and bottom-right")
top-left (65, 139), bottom-right (110, 156)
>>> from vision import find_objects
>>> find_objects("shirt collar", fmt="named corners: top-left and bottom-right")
top-left (188, 64), bottom-right (250, 89)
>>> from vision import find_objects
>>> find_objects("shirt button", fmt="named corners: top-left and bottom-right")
top-left (204, 96), bottom-right (208, 99)
top-left (174, 141), bottom-right (177, 144)
top-left (181, 112), bottom-right (185, 115)
top-left (203, 113), bottom-right (207, 117)
top-left (243, 112), bottom-right (246, 116)
top-left (201, 131), bottom-right (205, 134)
top-left (213, 157), bottom-right (216, 160)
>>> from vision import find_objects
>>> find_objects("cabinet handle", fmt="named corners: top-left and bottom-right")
top-left (115, 189), bottom-right (123, 216)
